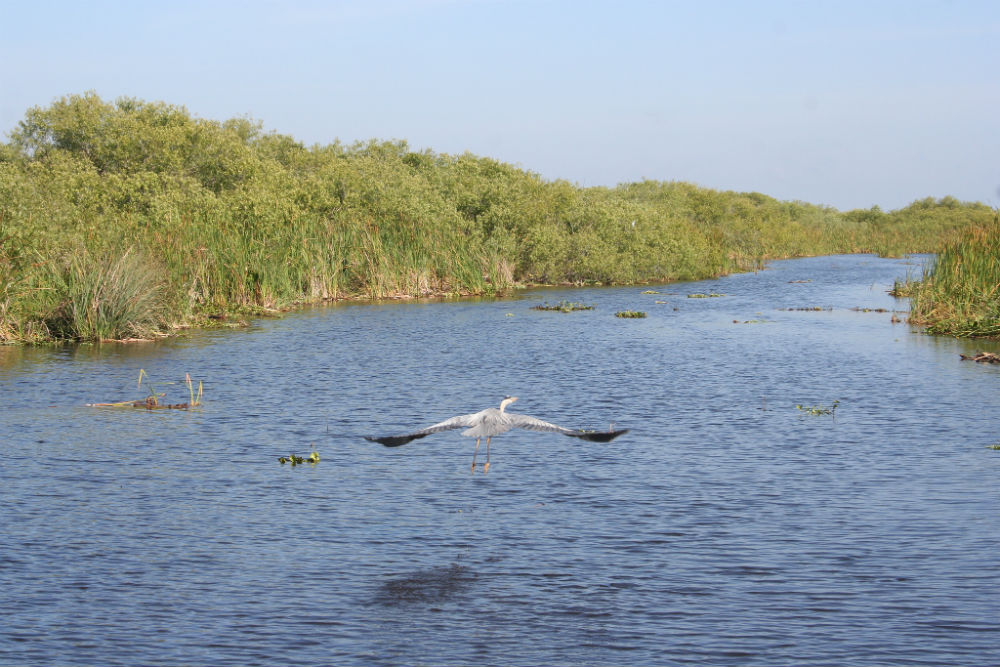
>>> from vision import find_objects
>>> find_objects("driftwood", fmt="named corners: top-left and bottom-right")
top-left (960, 352), bottom-right (1000, 364)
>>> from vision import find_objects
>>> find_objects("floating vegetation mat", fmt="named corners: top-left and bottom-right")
top-left (850, 307), bottom-right (905, 313)
top-left (616, 310), bottom-right (647, 318)
top-left (87, 369), bottom-right (203, 410)
top-left (796, 400), bottom-right (840, 417)
top-left (961, 352), bottom-right (1000, 364)
top-left (780, 306), bottom-right (833, 311)
top-left (531, 300), bottom-right (595, 313)
top-left (688, 293), bottom-right (725, 298)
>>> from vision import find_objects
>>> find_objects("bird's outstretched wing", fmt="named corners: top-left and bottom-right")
top-left (364, 413), bottom-right (476, 447)
top-left (508, 413), bottom-right (630, 442)
top-left (567, 428), bottom-right (630, 442)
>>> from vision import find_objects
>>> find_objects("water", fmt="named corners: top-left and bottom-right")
top-left (2, 254), bottom-right (998, 666)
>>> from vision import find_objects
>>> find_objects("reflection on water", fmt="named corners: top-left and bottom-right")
top-left (373, 563), bottom-right (473, 606)
top-left (2, 255), bottom-right (999, 666)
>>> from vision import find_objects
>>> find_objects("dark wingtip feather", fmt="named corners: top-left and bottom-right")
top-left (570, 428), bottom-right (630, 442)
top-left (364, 434), bottom-right (424, 447)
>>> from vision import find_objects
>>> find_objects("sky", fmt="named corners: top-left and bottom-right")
top-left (1, 0), bottom-right (998, 211)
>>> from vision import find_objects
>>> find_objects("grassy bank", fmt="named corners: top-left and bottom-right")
top-left (0, 93), bottom-right (994, 343)
top-left (902, 211), bottom-right (1000, 338)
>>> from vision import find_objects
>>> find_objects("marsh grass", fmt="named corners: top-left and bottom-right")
top-left (907, 212), bottom-right (1000, 337)
top-left (43, 248), bottom-right (167, 341)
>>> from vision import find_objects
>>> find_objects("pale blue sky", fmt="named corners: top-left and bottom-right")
top-left (2, 0), bottom-right (997, 210)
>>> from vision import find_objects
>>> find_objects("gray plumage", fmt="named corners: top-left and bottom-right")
top-left (364, 396), bottom-right (629, 448)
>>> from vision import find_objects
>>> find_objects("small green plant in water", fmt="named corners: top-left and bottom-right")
top-left (531, 300), bottom-right (595, 313)
top-left (280, 450), bottom-right (321, 466)
top-left (185, 373), bottom-right (203, 406)
top-left (688, 293), bottom-right (725, 298)
top-left (796, 400), bottom-right (840, 417)
top-left (616, 310), bottom-right (647, 318)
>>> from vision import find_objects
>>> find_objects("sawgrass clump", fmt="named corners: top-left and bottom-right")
top-left (906, 211), bottom-right (1000, 337)
top-left (43, 248), bottom-right (167, 341)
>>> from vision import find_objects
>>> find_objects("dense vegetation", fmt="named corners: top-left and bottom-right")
top-left (902, 211), bottom-right (1000, 338)
top-left (0, 93), bottom-right (994, 343)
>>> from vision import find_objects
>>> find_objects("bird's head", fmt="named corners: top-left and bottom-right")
top-left (500, 395), bottom-right (518, 412)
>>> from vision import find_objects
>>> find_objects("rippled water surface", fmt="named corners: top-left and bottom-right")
top-left (2, 255), bottom-right (999, 666)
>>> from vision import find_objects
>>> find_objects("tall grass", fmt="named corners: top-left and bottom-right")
top-left (907, 212), bottom-right (1000, 337)
top-left (44, 248), bottom-right (167, 341)
top-left (0, 92), bottom-right (994, 343)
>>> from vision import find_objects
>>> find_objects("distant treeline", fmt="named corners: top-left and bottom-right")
top-left (0, 93), bottom-right (993, 342)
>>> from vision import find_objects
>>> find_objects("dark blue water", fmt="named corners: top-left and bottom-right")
top-left (2, 255), bottom-right (998, 666)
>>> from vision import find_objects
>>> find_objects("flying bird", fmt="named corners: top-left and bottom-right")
top-left (364, 396), bottom-right (629, 473)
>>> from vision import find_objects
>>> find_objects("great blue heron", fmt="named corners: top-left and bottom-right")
top-left (364, 396), bottom-right (629, 472)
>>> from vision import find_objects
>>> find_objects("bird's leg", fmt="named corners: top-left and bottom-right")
top-left (484, 437), bottom-right (492, 474)
top-left (471, 437), bottom-right (481, 473)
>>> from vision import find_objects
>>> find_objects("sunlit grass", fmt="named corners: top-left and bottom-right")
top-left (907, 212), bottom-right (1000, 337)
top-left (43, 248), bottom-right (167, 341)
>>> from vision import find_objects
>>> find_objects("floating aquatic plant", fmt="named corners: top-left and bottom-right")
top-left (280, 450), bottom-right (321, 465)
top-left (87, 369), bottom-right (202, 410)
top-left (641, 290), bottom-right (661, 294)
top-left (531, 301), bottom-right (595, 313)
top-left (615, 310), bottom-right (647, 318)
top-left (796, 400), bottom-right (840, 417)
top-left (687, 293), bottom-right (725, 298)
